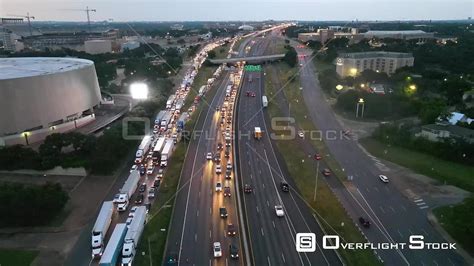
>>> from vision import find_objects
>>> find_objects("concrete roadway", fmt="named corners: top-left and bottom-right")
top-left (165, 71), bottom-right (243, 266)
top-left (294, 47), bottom-right (466, 265)
top-left (234, 32), bottom-right (342, 266)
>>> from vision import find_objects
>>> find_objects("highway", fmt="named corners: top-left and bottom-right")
top-left (165, 68), bottom-right (244, 265)
top-left (235, 32), bottom-right (342, 265)
top-left (294, 46), bottom-right (466, 265)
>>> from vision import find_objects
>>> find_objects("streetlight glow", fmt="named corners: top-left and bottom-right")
top-left (336, 84), bottom-right (344, 91)
top-left (358, 98), bottom-right (365, 103)
top-left (349, 68), bottom-right (357, 76)
top-left (130, 83), bottom-right (149, 100)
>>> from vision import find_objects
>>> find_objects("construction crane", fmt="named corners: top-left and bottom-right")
top-left (61, 6), bottom-right (96, 33)
top-left (6, 12), bottom-right (35, 36)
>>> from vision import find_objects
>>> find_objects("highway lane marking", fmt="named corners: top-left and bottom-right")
top-left (262, 183), bottom-right (265, 189)
top-left (281, 253), bottom-right (286, 263)
top-left (226, 258), bottom-right (228, 266)
top-left (414, 199), bottom-right (423, 203)
top-left (433, 260), bottom-right (439, 266)
top-left (389, 206), bottom-right (396, 213)
top-left (401, 205), bottom-right (407, 212)
top-left (256, 206), bottom-right (259, 213)
top-left (408, 229), bottom-right (414, 235)
top-left (447, 258), bottom-right (455, 265)
top-left (210, 207), bottom-right (212, 215)
top-left (261, 227), bottom-right (265, 236)
top-left (250, 174), bottom-right (253, 180)
top-left (197, 210), bottom-right (199, 217)
top-left (419, 205), bottom-right (429, 209)
top-left (373, 187), bottom-right (379, 192)
top-left (416, 202), bottom-right (426, 206)
top-left (210, 230), bottom-right (212, 238)
top-left (397, 230), bottom-right (403, 238)
top-left (267, 256), bottom-right (271, 266)
top-left (273, 221), bottom-right (276, 228)
top-left (366, 187), bottom-right (370, 192)
top-left (195, 233), bottom-right (197, 242)
top-left (379, 206), bottom-right (386, 213)
top-left (267, 200), bottom-right (270, 207)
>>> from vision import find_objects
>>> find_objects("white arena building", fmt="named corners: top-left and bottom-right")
top-left (0, 57), bottom-right (102, 146)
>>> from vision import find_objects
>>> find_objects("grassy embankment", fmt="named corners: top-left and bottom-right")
top-left (0, 249), bottom-right (38, 266)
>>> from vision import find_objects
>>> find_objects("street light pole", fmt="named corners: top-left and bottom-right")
top-left (313, 161), bottom-right (319, 202)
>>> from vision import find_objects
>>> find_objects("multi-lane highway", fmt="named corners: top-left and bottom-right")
top-left (234, 32), bottom-right (342, 266)
top-left (294, 45), bottom-right (465, 265)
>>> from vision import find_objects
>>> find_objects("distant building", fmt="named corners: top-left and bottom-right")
top-left (336, 51), bottom-right (414, 77)
top-left (419, 124), bottom-right (474, 143)
top-left (238, 25), bottom-right (254, 31)
top-left (121, 41), bottom-right (140, 52)
top-left (0, 27), bottom-right (14, 51)
top-left (362, 30), bottom-right (435, 41)
top-left (298, 29), bottom-right (334, 43)
top-left (85, 40), bottom-right (112, 54)
top-left (170, 24), bottom-right (184, 30)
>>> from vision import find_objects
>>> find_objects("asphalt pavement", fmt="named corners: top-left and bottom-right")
top-left (293, 46), bottom-right (466, 265)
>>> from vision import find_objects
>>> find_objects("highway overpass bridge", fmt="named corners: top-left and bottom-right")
top-left (208, 54), bottom-right (285, 64)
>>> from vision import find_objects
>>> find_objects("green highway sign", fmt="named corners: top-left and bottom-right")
top-left (244, 65), bottom-right (262, 72)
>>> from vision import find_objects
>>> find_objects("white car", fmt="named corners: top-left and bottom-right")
top-left (216, 165), bottom-right (222, 174)
top-left (157, 168), bottom-right (164, 179)
top-left (275, 205), bottom-right (285, 217)
top-left (379, 175), bottom-right (389, 183)
top-left (226, 162), bottom-right (232, 170)
top-left (213, 242), bottom-right (222, 258)
top-left (130, 165), bottom-right (138, 173)
top-left (216, 182), bottom-right (222, 192)
top-left (206, 152), bottom-right (213, 160)
top-left (146, 165), bottom-right (155, 175)
top-left (298, 131), bottom-right (304, 138)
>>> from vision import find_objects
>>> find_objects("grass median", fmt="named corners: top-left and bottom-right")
top-left (0, 249), bottom-right (38, 266)
top-left (265, 63), bottom-right (380, 266)
top-left (183, 65), bottom-right (218, 111)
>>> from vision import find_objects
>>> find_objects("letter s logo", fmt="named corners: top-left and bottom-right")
top-left (409, 235), bottom-right (424, 249)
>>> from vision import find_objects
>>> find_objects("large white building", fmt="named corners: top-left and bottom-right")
top-left (336, 51), bottom-right (414, 77)
top-left (0, 57), bottom-right (101, 146)
top-left (85, 40), bottom-right (112, 54)
top-left (362, 30), bottom-right (435, 41)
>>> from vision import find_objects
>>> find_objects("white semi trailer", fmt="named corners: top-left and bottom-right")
top-left (121, 206), bottom-right (147, 266)
top-left (117, 170), bottom-right (140, 212)
top-left (91, 201), bottom-right (114, 259)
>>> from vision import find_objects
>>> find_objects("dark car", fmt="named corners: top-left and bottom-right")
top-left (213, 154), bottom-right (221, 163)
top-left (215, 106), bottom-right (220, 111)
top-left (138, 183), bottom-right (147, 193)
top-left (153, 179), bottom-right (161, 188)
top-left (227, 223), bottom-right (237, 236)
top-left (322, 168), bottom-right (331, 177)
top-left (217, 143), bottom-right (223, 150)
top-left (224, 187), bottom-right (231, 197)
top-left (139, 165), bottom-right (146, 175)
top-left (314, 153), bottom-right (322, 160)
top-left (229, 244), bottom-right (239, 259)
top-left (280, 181), bottom-right (289, 192)
top-left (219, 207), bottom-right (228, 218)
top-left (244, 184), bottom-right (252, 194)
top-left (166, 252), bottom-right (178, 265)
top-left (225, 169), bottom-right (232, 180)
top-left (359, 217), bottom-right (371, 228)
top-left (135, 193), bottom-right (144, 204)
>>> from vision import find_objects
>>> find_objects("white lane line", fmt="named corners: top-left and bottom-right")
top-left (416, 202), bottom-right (426, 206)
top-left (419, 206), bottom-right (429, 209)
top-left (414, 199), bottom-right (423, 203)
top-left (210, 207), bottom-right (212, 215)
top-left (379, 206), bottom-right (386, 213)
top-left (267, 200), bottom-right (270, 207)
top-left (210, 230), bottom-right (212, 238)
top-left (272, 221), bottom-right (276, 228)
top-left (389, 206), bottom-right (396, 213)
top-left (401, 205), bottom-right (407, 212)
top-left (195, 233), bottom-right (197, 242)
top-left (261, 227), bottom-right (265, 236)
top-left (397, 230), bottom-right (403, 238)
top-left (262, 183), bottom-right (265, 189)
top-left (256, 206), bottom-right (259, 213)
top-left (421, 228), bottom-right (429, 236)
top-left (281, 253), bottom-right (286, 263)
top-left (197, 210), bottom-right (199, 217)
top-left (267, 256), bottom-right (271, 266)
top-left (366, 187), bottom-right (370, 192)
top-left (433, 260), bottom-right (439, 266)
top-left (250, 174), bottom-right (253, 180)
top-left (373, 187), bottom-right (379, 192)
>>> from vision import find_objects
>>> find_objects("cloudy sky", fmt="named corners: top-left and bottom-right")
top-left (1, 0), bottom-right (472, 21)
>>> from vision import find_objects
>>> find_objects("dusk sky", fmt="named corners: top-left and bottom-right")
top-left (1, 0), bottom-right (473, 21)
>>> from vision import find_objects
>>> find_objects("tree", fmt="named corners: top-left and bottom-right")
top-left (177, 39), bottom-right (186, 45)
top-left (283, 46), bottom-right (298, 67)
top-left (207, 50), bottom-right (216, 59)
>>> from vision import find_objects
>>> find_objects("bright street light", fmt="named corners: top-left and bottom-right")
top-left (130, 83), bottom-right (149, 100)
top-left (336, 84), bottom-right (344, 91)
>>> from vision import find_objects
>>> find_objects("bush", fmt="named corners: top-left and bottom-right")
top-left (283, 45), bottom-right (298, 67)
top-left (0, 182), bottom-right (68, 227)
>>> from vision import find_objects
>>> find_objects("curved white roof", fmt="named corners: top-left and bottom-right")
top-left (0, 57), bottom-right (94, 80)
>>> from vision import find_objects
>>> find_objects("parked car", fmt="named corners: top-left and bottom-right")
top-left (359, 217), bottom-right (371, 228)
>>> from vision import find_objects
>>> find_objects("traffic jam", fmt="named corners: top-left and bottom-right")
top-left (90, 39), bottom-right (229, 266)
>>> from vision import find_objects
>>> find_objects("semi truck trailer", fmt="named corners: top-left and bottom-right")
top-left (117, 170), bottom-right (140, 212)
top-left (99, 223), bottom-right (127, 266)
top-left (121, 206), bottom-right (147, 266)
top-left (160, 139), bottom-right (174, 167)
top-left (91, 201), bottom-right (114, 259)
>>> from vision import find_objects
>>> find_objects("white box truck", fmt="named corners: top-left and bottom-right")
top-left (99, 223), bottom-right (127, 266)
top-left (134, 135), bottom-right (152, 164)
top-left (175, 99), bottom-right (185, 111)
top-left (262, 95), bottom-right (268, 108)
top-left (91, 201), bottom-right (114, 259)
top-left (117, 170), bottom-right (140, 212)
top-left (160, 139), bottom-right (174, 167)
top-left (154, 110), bottom-right (167, 126)
top-left (152, 137), bottom-right (166, 164)
top-left (166, 94), bottom-right (176, 109)
top-left (160, 111), bottom-right (172, 131)
top-left (121, 206), bottom-right (147, 266)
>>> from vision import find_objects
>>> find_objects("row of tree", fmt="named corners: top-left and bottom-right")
top-left (0, 182), bottom-right (68, 227)
top-left (372, 123), bottom-right (473, 166)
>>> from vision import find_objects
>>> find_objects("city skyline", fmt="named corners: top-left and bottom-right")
top-left (1, 0), bottom-right (473, 22)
